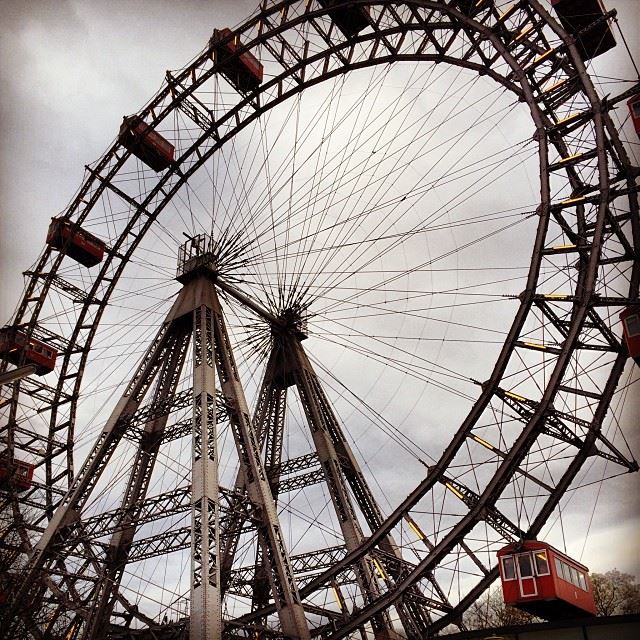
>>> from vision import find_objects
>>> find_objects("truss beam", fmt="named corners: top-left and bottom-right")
top-left (211, 286), bottom-right (310, 639)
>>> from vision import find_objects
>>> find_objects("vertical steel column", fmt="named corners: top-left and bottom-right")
top-left (3, 321), bottom-right (176, 633)
top-left (83, 324), bottom-right (191, 640)
top-left (190, 305), bottom-right (222, 639)
top-left (288, 336), bottom-right (436, 637)
top-left (211, 292), bottom-right (310, 639)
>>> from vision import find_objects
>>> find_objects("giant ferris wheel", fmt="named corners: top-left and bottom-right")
top-left (1, 1), bottom-right (639, 638)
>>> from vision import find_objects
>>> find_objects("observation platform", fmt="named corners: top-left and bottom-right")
top-left (176, 234), bottom-right (220, 283)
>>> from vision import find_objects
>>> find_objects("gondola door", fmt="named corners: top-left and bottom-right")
top-left (516, 552), bottom-right (538, 597)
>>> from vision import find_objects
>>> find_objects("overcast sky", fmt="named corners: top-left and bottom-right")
top-left (0, 0), bottom-right (638, 602)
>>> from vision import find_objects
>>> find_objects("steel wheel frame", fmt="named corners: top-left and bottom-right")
top-left (1, 1), bottom-right (638, 637)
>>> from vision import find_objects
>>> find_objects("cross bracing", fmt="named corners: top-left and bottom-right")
top-left (0, 1), bottom-right (638, 638)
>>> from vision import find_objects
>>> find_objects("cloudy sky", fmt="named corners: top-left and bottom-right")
top-left (1, 0), bottom-right (638, 611)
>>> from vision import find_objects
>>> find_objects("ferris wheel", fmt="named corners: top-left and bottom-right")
top-left (1, 1), bottom-right (639, 638)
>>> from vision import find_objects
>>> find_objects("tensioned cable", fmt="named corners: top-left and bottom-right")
top-left (311, 355), bottom-right (436, 466)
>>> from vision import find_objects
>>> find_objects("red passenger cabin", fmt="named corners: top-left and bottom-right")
top-left (620, 306), bottom-right (640, 365)
top-left (0, 327), bottom-right (57, 375)
top-left (627, 95), bottom-right (640, 140)
top-left (0, 457), bottom-right (35, 493)
top-left (318, 1), bottom-right (370, 38)
top-left (551, 0), bottom-right (616, 61)
top-left (118, 116), bottom-right (175, 172)
top-left (47, 217), bottom-right (105, 268)
top-left (211, 28), bottom-right (264, 93)
top-left (498, 540), bottom-right (597, 620)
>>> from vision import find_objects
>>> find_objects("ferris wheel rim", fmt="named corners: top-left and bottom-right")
top-left (2, 1), bottom-right (638, 636)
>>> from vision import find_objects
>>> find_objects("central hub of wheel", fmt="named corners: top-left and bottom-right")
top-left (176, 231), bottom-right (251, 284)
top-left (272, 305), bottom-right (308, 341)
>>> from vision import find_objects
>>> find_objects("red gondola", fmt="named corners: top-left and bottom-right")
top-left (551, 0), bottom-right (616, 61)
top-left (628, 95), bottom-right (640, 140)
top-left (47, 217), bottom-right (105, 268)
top-left (0, 327), bottom-right (57, 375)
top-left (118, 116), bottom-right (175, 172)
top-left (0, 457), bottom-right (35, 493)
top-left (620, 306), bottom-right (640, 365)
top-left (498, 540), bottom-right (597, 620)
top-left (318, 1), bottom-right (370, 38)
top-left (210, 28), bottom-right (264, 93)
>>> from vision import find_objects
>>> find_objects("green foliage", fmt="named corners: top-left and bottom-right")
top-left (591, 570), bottom-right (640, 616)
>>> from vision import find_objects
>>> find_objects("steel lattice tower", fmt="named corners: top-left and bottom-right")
top-left (1, 2), bottom-right (638, 638)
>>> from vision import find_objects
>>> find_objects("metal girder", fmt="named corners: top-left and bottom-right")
top-left (211, 288), bottom-right (310, 639)
top-left (275, 451), bottom-right (319, 475)
top-left (287, 336), bottom-right (434, 636)
top-left (3, 422), bottom-right (66, 457)
top-left (531, 298), bottom-right (622, 353)
top-left (190, 303), bottom-right (223, 640)
top-left (119, 388), bottom-right (191, 435)
top-left (439, 474), bottom-right (526, 542)
top-left (80, 485), bottom-right (257, 541)
top-left (22, 271), bottom-right (102, 306)
top-left (228, 546), bottom-right (348, 599)
top-left (121, 388), bottom-right (229, 442)
top-left (81, 321), bottom-right (191, 640)
top-left (131, 527), bottom-right (190, 564)
top-left (278, 468), bottom-right (325, 493)
top-left (57, 519), bottom-right (252, 566)
top-left (495, 387), bottom-right (637, 470)
top-left (166, 71), bottom-right (221, 142)
top-left (290, 344), bottom-right (398, 635)
top-left (20, 378), bottom-right (73, 407)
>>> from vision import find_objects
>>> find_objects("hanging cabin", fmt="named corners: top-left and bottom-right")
top-left (620, 306), bottom-right (640, 365)
top-left (210, 28), bottom-right (264, 93)
top-left (551, 0), bottom-right (616, 60)
top-left (0, 327), bottom-right (57, 375)
top-left (317, 1), bottom-right (370, 38)
top-left (118, 116), bottom-right (175, 172)
top-left (628, 94), bottom-right (640, 140)
top-left (47, 217), bottom-right (105, 268)
top-left (0, 457), bottom-right (35, 493)
top-left (498, 540), bottom-right (597, 620)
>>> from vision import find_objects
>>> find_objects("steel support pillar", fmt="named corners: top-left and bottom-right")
top-left (287, 338), bottom-right (401, 639)
top-left (83, 323), bottom-right (191, 640)
top-left (210, 291), bottom-right (310, 639)
top-left (190, 304), bottom-right (222, 639)
top-left (275, 330), bottom-right (445, 636)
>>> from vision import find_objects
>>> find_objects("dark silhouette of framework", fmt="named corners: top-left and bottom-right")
top-left (3, 237), bottom-right (453, 639)
top-left (1, 1), bottom-right (638, 638)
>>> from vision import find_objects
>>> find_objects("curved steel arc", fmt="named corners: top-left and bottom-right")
top-left (1, 1), bottom-right (637, 637)
top-left (4, 0), bottom-right (530, 547)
